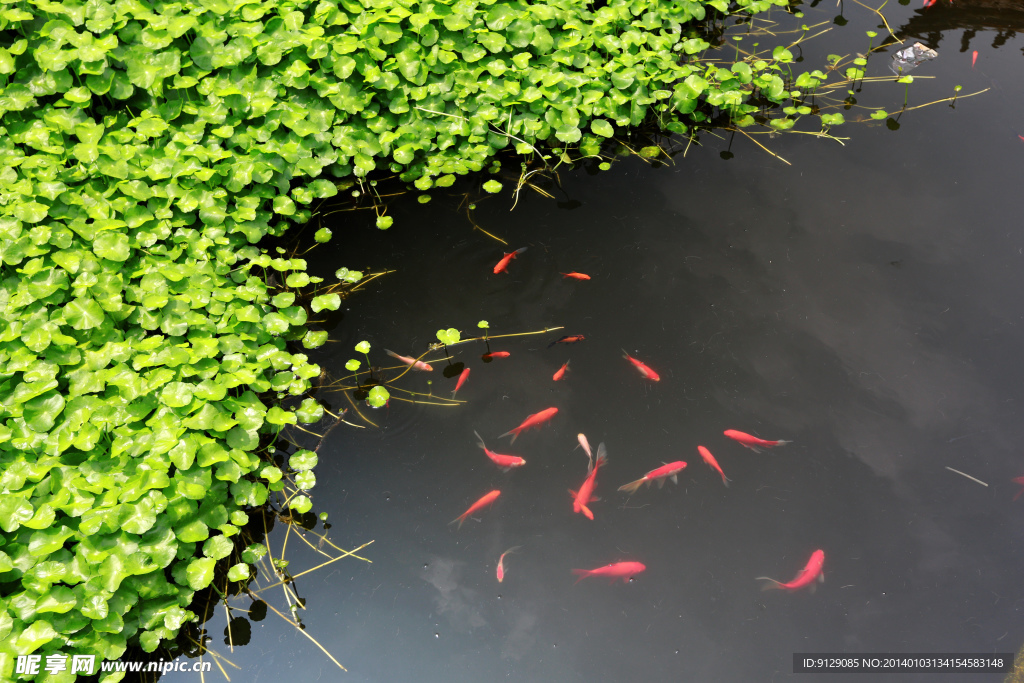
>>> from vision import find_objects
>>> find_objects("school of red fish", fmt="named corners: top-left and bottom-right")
top-left (393, 249), bottom-right (822, 590)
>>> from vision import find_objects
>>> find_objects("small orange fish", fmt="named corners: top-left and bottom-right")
top-left (499, 407), bottom-right (558, 443)
top-left (698, 446), bottom-right (730, 487)
top-left (493, 247), bottom-right (527, 274)
top-left (451, 368), bottom-right (470, 398)
top-left (1012, 476), bottom-right (1024, 501)
top-left (757, 550), bottom-right (825, 592)
top-left (385, 349), bottom-right (432, 371)
top-left (475, 431), bottom-right (526, 472)
top-left (622, 350), bottom-right (660, 381)
top-left (449, 490), bottom-right (501, 529)
top-left (570, 443), bottom-right (606, 519)
top-left (618, 461), bottom-right (686, 494)
top-left (971, 50), bottom-right (978, 67)
top-left (723, 429), bottom-right (791, 453)
top-left (496, 546), bottom-right (521, 582)
top-left (561, 272), bottom-right (591, 280)
top-left (922, 0), bottom-right (935, 6)
top-left (548, 335), bottom-right (585, 348)
top-left (572, 561), bottom-right (646, 584)
top-left (482, 351), bottom-right (510, 360)
top-left (553, 360), bottom-right (570, 381)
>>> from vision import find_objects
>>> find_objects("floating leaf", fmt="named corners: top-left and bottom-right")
top-left (367, 385), bottom-right (389, 408)
top-left (482, 180), bottom-right (502, 193)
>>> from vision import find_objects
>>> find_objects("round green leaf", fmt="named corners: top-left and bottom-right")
top-left (186, 557), bottom-right (216, 589)
top-left (591, 119), bottom-right (614, 137)
top-left (482, 180), bottom-right (502, 193)
top-left (367, 385), bottom-right (389, 408)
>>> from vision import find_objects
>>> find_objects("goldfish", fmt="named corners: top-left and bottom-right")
top-left (493, 247), bottom-right (527, 274)
top-left (723, 429), bottom-right (791, 453)
top-left (553, 360), bottom-right (570, 381)
top-left (496, 546), bottom-right (521, 583)
top-left (561, 272), bottom-right (591, 280)
top-left (756, 549), bottom-right (825, 592)
top-left (698, 446), bottom-right (730, 487)
top-left (972, 50), bottom-right (978, 67)
top-left (1012, 476), bottom-right (1024, 501)
top-left (922, 0), bottom-right (935, 6)
top-left (482, 351), bottom-right (511, 360)
top-left (618, 461), bottom-right (686, 494)
top-left (548, 335), bottom-right (585, 348)
top-left (577, 433), bottom-right (593, 469)
top-left (385, 349), bottom-right (432, 372)
top-left (499, 407), bottom-right (558, 443)
top-left (572, 561), bottom-right (646, 584)
top-left (622, 350), bottom-right (660, 381)
top-left (474, 431), bottom-right (526, 472)
top-left (451, 368), bottom-right (470, 398)
top-left (449, 490), bottom-right (501, 529)
top-left (570, 443), bottom-right (606, 519)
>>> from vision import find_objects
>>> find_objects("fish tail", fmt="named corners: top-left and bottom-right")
top-left (621, 349), bottom-right (631, 360)
top-left (755, 577), bottom-right (783, 591)
top-left (572, 569), bottom-right (592, 585)
top-left (514, 247), bottom-right (528, 255)
top-left (617, 478), bottom-right (646, 495)
top-left (473, 430), bottom-right (486, 450)
top-left (384, 349), bottom-right (400, 360)
top-left (579, 503), bottom-right (594, 520)
top-left (773, 440), bottom-right (792, 447)
top-left (449, 512), bottom-right (470, 529)
top-left (498, 427), bottom-right (520, 443)
top-left (722, 474), bottom-right (731, 488)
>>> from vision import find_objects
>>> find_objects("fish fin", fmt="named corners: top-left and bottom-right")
top-left (500, 467), bottom-right (512, 473)
top-left (747, 445), bottom-right (763, 454)
top-left (571, 569), bottom-right (591, 585)
top-left (818, 572), bottom-right (825, 583)
top-left (656, 478), bottom-right (665, 489)
top-left (722, 475), bottom-right (731, 488)
top-left (448, 513), bottom-right (469, 529)
top-left (473, 430), bottom-right (486, 449)
top-left (617, 478), bottom-right (645, 494)
top-left (498, 428), bottom-right (519, 443)
top-left (589, 495), bottom-right (601, 502)
top-left (774, 440), bottom-right (792, 447)
top-left (514, 247), bottom-right (528, 255)
top-left (755, 577), bottom-right (783, 591)
top-left (1015, 487), bottom-right (1024, 502)
top-left (670, 474), bottom-right (678, 485)
top-left (580, 503), bottom-right (594, 520)
top-left (451, 390), bottom-right (458, 399)
top-left (384, 349), bottom-right (400, 360)
top-left (596, 443), bottom-right (607, 465)
top-left (809, 582), bottom-right (817, 594)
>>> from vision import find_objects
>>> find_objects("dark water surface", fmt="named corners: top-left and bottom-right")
top-left (167, 2), bottom-right (1024, 681)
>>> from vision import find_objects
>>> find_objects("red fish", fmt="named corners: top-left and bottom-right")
top-left (1012, 476), bottom-right (1024, 501)
top-left (622, 350), bottom-right (660, 381)
top-left (698, 446), bottom-right (730, 487)
top-left (482, 351), bottom-right (510, 360)
top-left (493, 247), bottom-right (527, 274)
top-left (618, 460), bottom-right (686, 494)
top-left (757, 549), bottom-right (825, 592)
top-left (475, 431), bottom-right (526, 472)
top-left (496, 546), bottom-right (521, 583)
top-left (449, 490), bottom-right (500, 529)
top-left (561, 272), bottom-right (591, 280)
top-left (553, 360), bottom-right (570, 381)
top-left (572, 561), bottom-right (646, 585)
top-left (385, 349), bottom-right (432, 371)
top-left (451, 368), bottom-right (470, 398)
top-left (499, 407), bottom-right (558, 443)
top-left (922, 0), bottom-right (935, 6)
top-left (548, 335), bottom-right (585, 348)
top-left (723, 429), bottom-right (791, 453)
top-left (971, 50), bottom-right (978, 67)
top-left (570, 443), bottom-right (606, 519)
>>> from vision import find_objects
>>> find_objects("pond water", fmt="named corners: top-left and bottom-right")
top-left (165, 1), bottom-right (1024, 681)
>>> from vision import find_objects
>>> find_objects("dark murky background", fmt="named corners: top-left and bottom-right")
top-left (167, 1), bottom-right (1024, 680)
